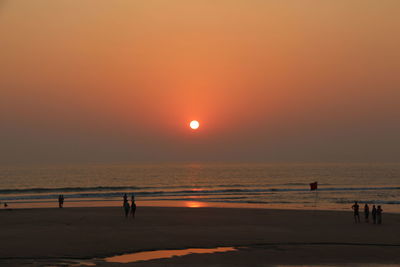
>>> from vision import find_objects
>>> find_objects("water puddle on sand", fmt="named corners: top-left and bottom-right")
top-left (104, 247), bottom-right (237, 263)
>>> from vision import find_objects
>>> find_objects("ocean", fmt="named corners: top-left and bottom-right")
top-left (1, 162), bottom-right (399, 212)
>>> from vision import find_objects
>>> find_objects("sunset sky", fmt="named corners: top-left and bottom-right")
top-left (1, 0), bottom-right (399, 163)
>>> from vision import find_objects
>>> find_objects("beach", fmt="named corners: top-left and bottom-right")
top-left (2, 0), bottom-right (400, 266)
top-left (1, 206), bottom-right (399, 266)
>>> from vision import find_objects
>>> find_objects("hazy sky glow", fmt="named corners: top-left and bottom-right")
top-left (0, 0), bottom-right (399, 163)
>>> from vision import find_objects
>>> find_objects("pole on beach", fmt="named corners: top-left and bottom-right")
top-left (314, 189), bottom-right (318, 208)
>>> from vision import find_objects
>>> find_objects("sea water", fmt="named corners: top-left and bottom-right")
top-left (0, 162), bottom-right (399, 212)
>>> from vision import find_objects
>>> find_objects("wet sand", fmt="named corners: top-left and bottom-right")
top-left (0, 206), bottom-right (399, 266)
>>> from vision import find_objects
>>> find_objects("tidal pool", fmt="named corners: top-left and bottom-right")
top-left (104, 247), bottom-right (237, 263)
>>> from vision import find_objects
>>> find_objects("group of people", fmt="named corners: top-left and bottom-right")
top-left (352, 201), bottom-right (383, 224)
top-left (58, 195), bottom-right (64, 208)
top-left (123, 193), bottom-right (136, 218)
top-left (55, 193), bottom-right (136, 217)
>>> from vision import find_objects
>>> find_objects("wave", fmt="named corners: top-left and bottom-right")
top-left (0, 184), bottom-right (248, 194)
top-left (335, 199), bottom-right (400, 205)
top-left (0, 182), bottom-right (341, 196)
top-left (0, 186), bottom-right (144, 194)
top-left (0, 184), bottom-right (397, 195)
top-left (0, 186), bottom-right (399, 202)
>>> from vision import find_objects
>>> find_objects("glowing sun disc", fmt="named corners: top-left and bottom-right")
top-left (190, 120), bottom-right (200, 130)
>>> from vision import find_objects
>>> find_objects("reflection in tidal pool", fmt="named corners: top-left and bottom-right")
top-left (104, 247), bottom-right (237, 263)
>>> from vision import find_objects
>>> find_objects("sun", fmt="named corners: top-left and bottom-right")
top-left (189, 120), bottom-right (200, 130)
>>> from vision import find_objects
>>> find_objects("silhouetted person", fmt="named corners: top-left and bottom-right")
top-left (124, 201), bottom-right (130, 218)
top-left (131, 195), bottom-right (136, 219)
top-left (352, 201), bottom-right (360, 223)
top-left (4, 202), bottom-right (8, 208)
top-left (377, 205), bottom-right (383, 224)
top-left (58, 195), bottom-right (64, 208)
top-left (364, 204), bottom-right (369, 223)
top-left (372, 205), bottom-right (377, 224)
top-left (123, 193), bottom-right (128, 206)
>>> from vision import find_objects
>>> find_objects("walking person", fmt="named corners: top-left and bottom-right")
top-left (377, 205), bottom-right (383, 224)
top-left (351, 201), bottom-right (360, 223)
top-left (364, 204), bottom-right (369, 223)
top-left (372, 205), bottom-right (377, 224)
top-left (131, 194), bottom-right (136, 219)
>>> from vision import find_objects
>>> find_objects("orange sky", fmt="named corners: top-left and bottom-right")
top-left (0, 0), bottom-right (399, 163)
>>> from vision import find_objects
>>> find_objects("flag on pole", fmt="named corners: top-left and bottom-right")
top-left (309, 181), bottom-right (318, 191)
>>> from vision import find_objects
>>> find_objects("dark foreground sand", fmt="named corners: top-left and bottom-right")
top-left (0, 206), bottom-right (399, 266)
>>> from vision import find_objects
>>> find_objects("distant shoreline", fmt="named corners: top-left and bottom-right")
top-left (3, 199), bottom-right (400, 215)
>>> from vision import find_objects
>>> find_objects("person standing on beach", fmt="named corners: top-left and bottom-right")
top-left (377, 205), bottom-right (383, 224)
top-left (58, 195), bottom-right (64, 208)
top-left (364, 204), bottom-right (369, 223)
top-left (352, 201), bottom-right (360, 223)
top-left (372, 205), bottom-right (377, 224)
top-left (131, 194), bottom-right (136, 219)
top-left (124, 200), bottom-right (130, 218)
top-left (123, 193), bottom-right (128, 206)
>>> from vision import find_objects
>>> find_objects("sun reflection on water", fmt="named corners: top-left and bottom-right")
top-left (185, 201), bottom-right (207, 208)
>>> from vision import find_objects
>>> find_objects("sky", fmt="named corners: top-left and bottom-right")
top-left (0, 0), bottom-right (399, 164)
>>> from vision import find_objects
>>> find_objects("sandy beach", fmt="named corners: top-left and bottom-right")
top-left (0, 206), bottom-right (399, 266)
